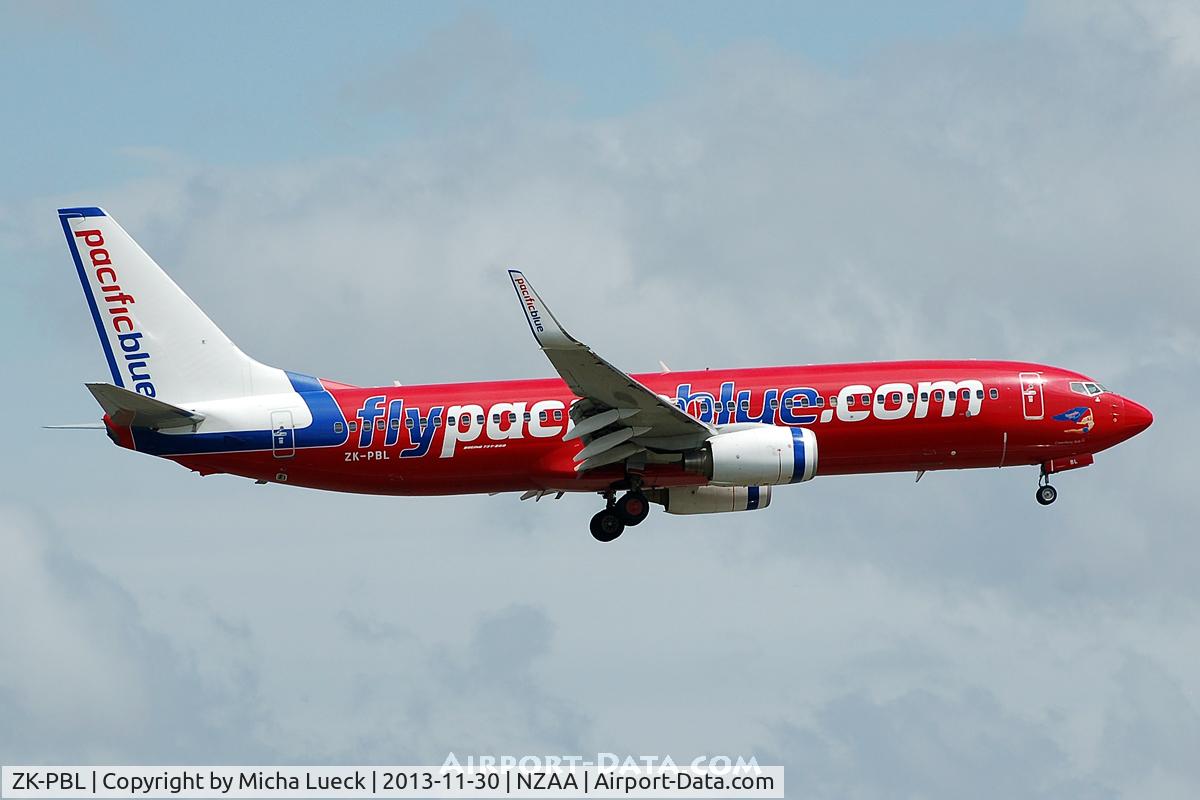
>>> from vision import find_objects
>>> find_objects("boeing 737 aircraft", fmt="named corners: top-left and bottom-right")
top-left (56, 207), bottom-right (1152, 541)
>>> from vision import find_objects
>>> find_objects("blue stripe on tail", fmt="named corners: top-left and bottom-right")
top-left (59, 209), bottom-right (122, 387)
top-left (131, 371), bottom-right (349, 456)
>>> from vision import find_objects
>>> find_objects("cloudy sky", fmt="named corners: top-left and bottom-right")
top-left (2, 1), bottom-right (1197, 796)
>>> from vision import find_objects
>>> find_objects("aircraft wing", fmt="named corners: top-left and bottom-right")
top-left (508, 271), bottom-right (713, 472)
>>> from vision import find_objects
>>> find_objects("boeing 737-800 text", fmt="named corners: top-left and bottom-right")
top-left (56, 207), bottom-right (1152, 541)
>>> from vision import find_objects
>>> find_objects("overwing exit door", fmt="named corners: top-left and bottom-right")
top-left (271, 410), bottom-right (295, 458)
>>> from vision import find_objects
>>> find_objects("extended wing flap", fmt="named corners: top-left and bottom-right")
top-left (574, 443), bottom-right (646, 473)
top-left (563, 407), bottom-right (640, 441)
top-left (85, 382), bottom-right (205, 430)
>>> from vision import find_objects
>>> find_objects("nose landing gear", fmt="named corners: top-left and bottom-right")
top-left (589, 489), bottom-right (651, 542)
top-left (1036, 472), bottom-right (1058, 506)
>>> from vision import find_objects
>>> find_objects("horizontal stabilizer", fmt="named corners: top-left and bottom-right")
top-left (85, 382), bottom-right (205, 430)
top-left (43, 423), bottom-right (106, 430)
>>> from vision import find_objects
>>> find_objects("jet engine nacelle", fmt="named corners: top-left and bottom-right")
top-left (684, 425), bottom-right (818, 486)
top-left (662, 485), bottom-right (772, 515)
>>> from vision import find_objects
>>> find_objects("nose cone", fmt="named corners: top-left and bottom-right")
top-left (1123, 398), bottom-right (1154, 436)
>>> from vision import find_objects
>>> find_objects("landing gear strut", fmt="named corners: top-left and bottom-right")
top-left (589, 488), bottom-right (652, 542)
top-left (1036, 473), bottom-right (1058, 506)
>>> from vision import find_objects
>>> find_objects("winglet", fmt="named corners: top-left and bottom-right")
top-left (507, 270), bottom-right (575, 349)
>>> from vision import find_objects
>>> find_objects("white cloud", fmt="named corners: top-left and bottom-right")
top-left (0, 508), bottom-right (266, 762)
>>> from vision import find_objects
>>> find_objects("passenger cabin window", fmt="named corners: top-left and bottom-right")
top-left (989, 388), bottom-right (999, 399)
top-left (829, 396), bottom-right (838, 406)
top-left (539, 411), bottom-right (548, 421)
top-left (333, 422), bottom-right (344, 434)
top-left (907, 393), bottom-right (915, 402)
top-left (798, 396), bottom-right (809, 407)
top-left (553, 410), bottom-right (563, 421)
top-left (817, 396), bottom-right (825, 407)
top-left (740, 399), bottom-right (750, 410)
top-left (861, 394), bottom-right (870, 405)
top-left (783, 398), bottom-right (793, 408)
top-left (376, 419), bottom-right (385, 430)
top-left (390, 419), bottom-right (399, 430)
top-left (891, 392), bottom-right (901, 403)
top-left (933, 390), bottom-right (944, 401)
top-left (920, 392), bottom-right (929, 401)
top-left (348, 421), bottom-right (358, 432)
top-left (976, 389), bottom-right (984, 399)
top-left (476, 414), bottom-right (485, 424)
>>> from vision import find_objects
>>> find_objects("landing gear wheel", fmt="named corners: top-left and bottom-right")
top-left (1036, 484), bottom-right (1058, 506)
top-left (615, 492), bottom-right (651, 526)
top-left (590, 509), bottom-right (626, 542)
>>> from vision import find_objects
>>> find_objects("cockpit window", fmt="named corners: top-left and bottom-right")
top-left (1070, 381), bottom-right (1106, 397)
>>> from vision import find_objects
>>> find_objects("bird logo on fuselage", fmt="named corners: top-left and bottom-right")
top-left (1053, 406), bottom-right (1095, 434)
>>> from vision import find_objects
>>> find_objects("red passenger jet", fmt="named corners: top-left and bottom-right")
top-left (57, 207), bottom-right (1152, 541)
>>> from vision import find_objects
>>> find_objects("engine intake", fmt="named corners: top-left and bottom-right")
top-left (683, 425), bottom-right (818, 486)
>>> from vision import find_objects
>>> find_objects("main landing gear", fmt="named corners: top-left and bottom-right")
top-left (1036, 473), bottom-right (1058, 506)
top-left (589, 490), bottom-right (651, 542)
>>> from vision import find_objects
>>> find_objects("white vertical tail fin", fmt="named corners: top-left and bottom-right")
top-left (58, 207), bottom-right (290, 403)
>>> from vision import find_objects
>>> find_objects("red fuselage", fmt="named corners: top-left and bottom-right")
top-left (148, 360), bottom-right (1151, 495)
